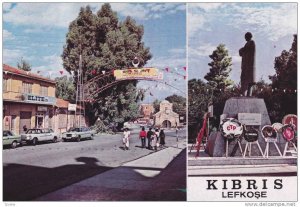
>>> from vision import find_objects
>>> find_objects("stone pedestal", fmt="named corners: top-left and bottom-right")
top-left (206, 97), bottom-right (286, 157)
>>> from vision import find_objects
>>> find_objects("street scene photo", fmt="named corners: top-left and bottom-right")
top-left (187, 3), bottom-right (297, 201)
top-left (3, 3), bottom-right (187, 201)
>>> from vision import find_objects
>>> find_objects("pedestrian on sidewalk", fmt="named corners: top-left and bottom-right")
top-left (123, 128), bottom-right (130, 150)
top-left (139, 127), bottom-right (147, 148)
top-left (147, 128), bottom-right (153, 150)
top-left (159, 129), bottom-right (166, 148)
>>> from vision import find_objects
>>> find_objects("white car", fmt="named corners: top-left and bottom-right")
top-left (62, 127), bottom-right (96, 142)
top-left (21, 128), bottom-right (59, 145)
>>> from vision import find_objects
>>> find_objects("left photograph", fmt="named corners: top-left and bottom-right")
top-left (2, 3), bottom-right (187, 201)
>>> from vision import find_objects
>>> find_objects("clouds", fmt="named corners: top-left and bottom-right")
top-left (146, 47), bottom-right (186, 69)
top-left (3, 3), bottom-right (185, 29)
top-left (230, 3), bottom-right (297, 41)
top-left (3, 3), bottom-right (89, 28)
top-left (33, 54), bottom-right (64, 77)
top-left (188, 3), bottom-right (297, 42)
top-left (3, 49), bottom-right (24, 65)
top-left (189, 43), bottom-right (215, 58)
top-left (3, 29), bottom-right (15, 41)
top-left (188, 3), bottom-right (297, 84)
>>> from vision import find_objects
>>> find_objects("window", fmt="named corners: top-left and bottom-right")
top-left (40, 85), bottom-right (48, 96)
top-left (3, 79), bottom-right (8, 92)
top-left (22, 82), bottom-right (33, 94)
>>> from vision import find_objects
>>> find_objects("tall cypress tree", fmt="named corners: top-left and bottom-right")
top-left (62, 4), bottom-right (152, 131)
top-left (204, 44), bottom-right (233, 90)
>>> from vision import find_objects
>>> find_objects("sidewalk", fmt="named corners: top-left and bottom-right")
top-left (35, 140), bottom-right (186, 201)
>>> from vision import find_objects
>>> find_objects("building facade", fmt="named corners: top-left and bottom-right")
top-left (153, 100), bottom-right (180, 128)
top-left (3, 64), bottom-right (87, 135)
top-left (3, 64), bottom-right (57, 135)
top-left (55, 98), bottom-right (86, 134)
top-left (139, 104), bottom-right (154, 118)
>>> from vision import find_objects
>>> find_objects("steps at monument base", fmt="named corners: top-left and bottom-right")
top-left (188, 164), bottom-right (297, 177)
top-left (188, 156), bottom-right (297, 166)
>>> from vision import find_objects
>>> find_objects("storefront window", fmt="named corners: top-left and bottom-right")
top-left (40, 85), bottom-right (48, 96)
top-left (22, 82), bottom-right (33, 94)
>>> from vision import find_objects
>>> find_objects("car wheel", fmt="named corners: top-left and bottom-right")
top-left (11, 141), bottom-right (17, 149)
top-left (76, 136), bottom-right (81, 142)
top-left (53, 136), bottom-right (58, 143)
top-left (32, 138), bottom-right (38, 146)
top-left (90, 134), bottom-right (94, 140)
top-left (62, 138), bottom-right (66, 142)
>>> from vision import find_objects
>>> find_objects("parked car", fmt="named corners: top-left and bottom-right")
top-left (21, 128), bottom-right (59, 145)
top-left (3, 130), bottom-right (21, 149)
top-left (61, 127), bottom-right (96, 142)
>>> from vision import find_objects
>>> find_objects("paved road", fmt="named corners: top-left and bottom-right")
top-left (3, 127), bottom-right (186, 201)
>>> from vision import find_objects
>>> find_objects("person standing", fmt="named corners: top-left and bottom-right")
top-left (152, 128), bottom-right (160, 151)
top-left (139, 127), bottom-right (147, 148)
top-left (147, 128), bottom-right (153, 149)
top-left (23, 125), bottom-right (28, 132)
top-left (159, 129), bottom-right (166, 148)
top-left (239, 32), bottom-right (256, 96)
top-left (123, 128), bottom-right (130, 150)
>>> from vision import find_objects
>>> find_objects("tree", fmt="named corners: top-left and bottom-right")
top-left (188, 78), bottom-right (240, 143)
top-left (55, 76), bottom-right (76, 102)
top-left (152, 99), bottom-right (161, 113)
top-left (267, 35), bottom-right (297, 122)
top-left (204, 44), bottom-right (233, 90)
top-left (165, 94), bottom-right (186, 115)
top-left (17, 58), bottom-right (31, 71)
top-left (188, 79), bottom-right (211, 143)
top-left (270, 34), bottom-right (297, 91)
top-left (62, 4), bottom-right (152, 132)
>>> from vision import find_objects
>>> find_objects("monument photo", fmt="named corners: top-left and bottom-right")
top-left (187, 3), bottom-right (297, 202)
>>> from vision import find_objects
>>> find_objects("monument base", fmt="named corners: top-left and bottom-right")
top-left (206, 97), bottom-right (289, 157)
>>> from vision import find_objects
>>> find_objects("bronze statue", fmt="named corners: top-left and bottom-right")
top-left (239, 32), bottom-right (256, 96)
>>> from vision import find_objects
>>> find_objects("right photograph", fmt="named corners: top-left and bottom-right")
top-left (187, 3), bottom-right (297, 202)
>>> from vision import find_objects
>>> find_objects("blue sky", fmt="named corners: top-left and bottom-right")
top-left (3, 3), bottom-right (186, 102)
top-left (188, 3), bottom-right (297, 84)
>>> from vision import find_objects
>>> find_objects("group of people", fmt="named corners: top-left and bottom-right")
top-left (140, 127), bottom-right (165, 150)
top-left (122, 127), bottom-right (166, 151)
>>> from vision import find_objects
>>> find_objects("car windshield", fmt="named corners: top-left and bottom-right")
top-left (3, 131), bottom-right (14, 136)
top-left (26, 129), bottom-right (40, 134)
top-left (68, 128), bottom-right (80, 132)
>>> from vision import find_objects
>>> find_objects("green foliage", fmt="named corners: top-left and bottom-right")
top-left (165, 94), bottom-right (186, 115)
top-left (152, 99), bottom-right (161, 113)
top-left (55, 76), bottom-right (76, 102)
top-left (188, 78), bottom-right (239, 143)
top-left (204, 44), bottom-right (233, 90)
top-left (17, 58), bottom-right (31, 71)
top-left (267, 34), bottom-right (297, 122)
top-left (62, 4), bottom-right (152, 131)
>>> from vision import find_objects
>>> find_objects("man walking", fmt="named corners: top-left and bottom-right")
top-left (123, 128), bottom-right (130, 150)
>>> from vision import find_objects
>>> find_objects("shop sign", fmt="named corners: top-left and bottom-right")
top-left (22, 93), bottom-right (56, 105)
top-left (68, 104), bottom-right (77, 111)
top-left (238, 113), bottom-right (261, 126)
top-left (37, 106), bottom-right (48, 111)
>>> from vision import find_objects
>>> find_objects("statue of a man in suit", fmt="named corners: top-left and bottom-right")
top-left (239, 32), bottom-right (256, 96)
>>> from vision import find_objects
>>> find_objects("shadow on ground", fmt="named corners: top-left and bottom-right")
top-left (3, 157), bottom-right (112, 201)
